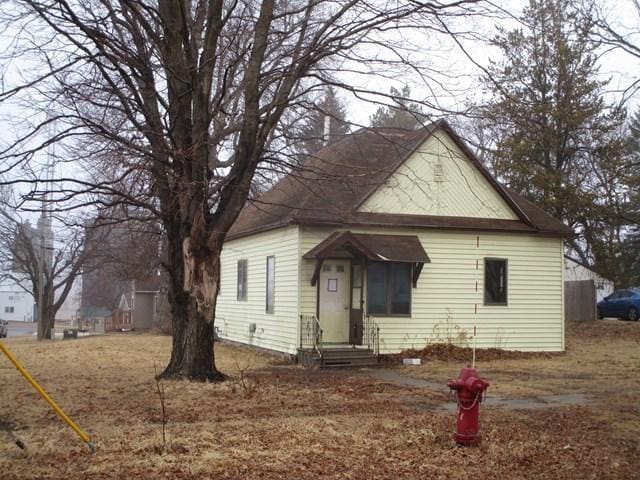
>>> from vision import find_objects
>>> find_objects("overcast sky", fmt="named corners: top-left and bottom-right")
top-left (0, 0), bottom-right (638, 188)
top-left (342, 0), bottom-right (640, 126)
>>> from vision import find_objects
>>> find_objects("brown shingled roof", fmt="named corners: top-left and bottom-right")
top-left (303, 231), bottom-right (431, 263)
top-left (228, 120), bottom-right (571, 239)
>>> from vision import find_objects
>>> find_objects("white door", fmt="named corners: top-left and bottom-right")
top-left (319, 259), bottom-right (350, 343)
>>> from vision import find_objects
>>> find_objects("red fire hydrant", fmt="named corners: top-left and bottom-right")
top-left (447, 365), bottom-right (490, 445)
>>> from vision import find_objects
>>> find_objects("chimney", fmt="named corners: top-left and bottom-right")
top-left (323, 114), bottom-right (331, 146)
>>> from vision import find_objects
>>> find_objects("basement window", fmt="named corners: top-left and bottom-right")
top-left (484, 258), bottom-right (507, 305)
top-left (237, 259), bottom-right (248, 301)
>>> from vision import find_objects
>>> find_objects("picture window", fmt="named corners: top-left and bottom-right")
top-left (366, 262), bottom-right (411, 315)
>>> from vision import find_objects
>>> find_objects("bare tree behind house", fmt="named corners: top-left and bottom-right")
top-left (0, 0), bottom-right (486, 380)
top-left (293, 86), bottom-right (350, 162)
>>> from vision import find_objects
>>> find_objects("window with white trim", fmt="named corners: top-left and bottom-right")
top-left (266, 256), bottom-right (275, 314)
top-left (237, 259), bottom-right (248, 301)
top-left (484, 258), bottom-right (507, 305)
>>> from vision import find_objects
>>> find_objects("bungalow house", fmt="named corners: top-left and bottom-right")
top-left (216, 120), bottom-right (570, 364)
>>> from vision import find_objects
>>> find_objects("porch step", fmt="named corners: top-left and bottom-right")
top-left (298, 347), bottom-right (380, 368)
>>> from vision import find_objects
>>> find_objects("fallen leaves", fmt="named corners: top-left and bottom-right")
top-left (0, 326), bottom-right (638, 479)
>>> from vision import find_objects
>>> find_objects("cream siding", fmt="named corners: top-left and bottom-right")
top-left (300, 226), bottom-right (564, 353)
top-left (217, 226), bottom-right (300, 354)
top-left (359, 131), bottom-right (519, 220)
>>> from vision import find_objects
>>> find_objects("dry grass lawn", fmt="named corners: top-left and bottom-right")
top-left (1, 321), bottom-right (639, 479)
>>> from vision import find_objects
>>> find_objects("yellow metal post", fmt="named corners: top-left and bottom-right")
top-left (0, 341), bottom-right (95, 452)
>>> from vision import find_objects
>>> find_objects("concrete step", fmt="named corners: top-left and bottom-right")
top-left (298, 347), bottom-right (379, 368)
top-left (322, 349), bottom-right (375, 358)
top-left (321, 355), bottom-right (380, 368)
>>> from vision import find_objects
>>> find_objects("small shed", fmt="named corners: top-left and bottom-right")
top-left (564, 256), bottom-right (614, 302)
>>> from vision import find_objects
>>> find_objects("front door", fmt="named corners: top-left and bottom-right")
top-left (319, 259), bottom-right (350, 343)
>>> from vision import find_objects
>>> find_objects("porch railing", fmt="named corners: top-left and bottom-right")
top-left (363, 315), bottom-right (380, 356)
top-left (300, 315), bottom-right (323, 361)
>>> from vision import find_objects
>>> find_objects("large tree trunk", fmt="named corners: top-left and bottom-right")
top-left (159, 220), bottom-right (226, 382)
top-left (161, 300), bottom-right (224, 381)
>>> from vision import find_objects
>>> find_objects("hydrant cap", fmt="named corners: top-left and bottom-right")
top-left (459, 366), bottom-right (478, 380)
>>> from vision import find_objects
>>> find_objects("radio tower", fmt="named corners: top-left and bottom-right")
top-left (35, 118), bottom-right (55, 337)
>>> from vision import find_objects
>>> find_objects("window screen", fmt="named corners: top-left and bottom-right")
top-left (484, 258), bottom-right (507, 305)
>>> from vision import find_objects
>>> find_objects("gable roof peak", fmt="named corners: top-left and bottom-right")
top-left (227, 120), bottom-right (570, 239)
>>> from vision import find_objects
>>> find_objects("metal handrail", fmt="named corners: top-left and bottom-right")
top-left (313, 316), bottom-right (323, 362)
top-left (364, 315), bottom-right (380, 356)
top-left (300, 314), bottom-right (323, 362)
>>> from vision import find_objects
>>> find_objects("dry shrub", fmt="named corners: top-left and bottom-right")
top-left (387, 343), bottom-right (563, 363)
top-left (227, 355), bottom-right (260, 398)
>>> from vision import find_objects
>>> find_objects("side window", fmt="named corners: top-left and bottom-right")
top-left (266, 256), bottom-right (275, 314)
top-left (237, 259), bottom-right (248, 301)
top-left (484, 258), bottom-right (508, 305)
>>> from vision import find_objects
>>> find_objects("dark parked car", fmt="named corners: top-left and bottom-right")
top-left (597, 288), bottom-right (640, 321)
top-left (0, 319), bottom-right (7, 338)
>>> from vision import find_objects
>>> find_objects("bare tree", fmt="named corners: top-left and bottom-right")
top-left (590, 0), bottom-right (640, 101)
top-left (0, 0), bottom-right (485, 380)
top-left (0, 195), bottom-right (94, 340)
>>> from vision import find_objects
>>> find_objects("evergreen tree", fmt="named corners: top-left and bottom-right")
top-left (369, 85), bottom-right (428, 130)
top-left (295, 87), bottom-right (350, 159)
top-left (481, 0), bottom-right (628, 277)
top-left (619, 111), bottom-right (640, 286)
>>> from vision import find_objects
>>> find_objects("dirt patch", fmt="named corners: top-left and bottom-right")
top-left (391, 320), bottom-right (640, 398)
top-left (566, 319), bottom-right (640, 340)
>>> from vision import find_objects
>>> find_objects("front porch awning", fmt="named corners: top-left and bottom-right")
top-left (304, 231), bottom-right (431, 287)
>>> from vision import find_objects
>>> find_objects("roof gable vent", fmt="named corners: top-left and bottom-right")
top-left (434, 163), bottom-right (444, 182)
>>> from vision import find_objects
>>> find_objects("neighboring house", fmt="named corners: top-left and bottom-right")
top-left (102, 277), bottom-right (161, 331)
top-left (0, 280), bottom-right (34, 322)
top-left (564, 256), bottom-right (614, 302)
top-left (80, 215), bottom-right (162, 330)
top-left (216, 120), bottom-right (570, 358)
